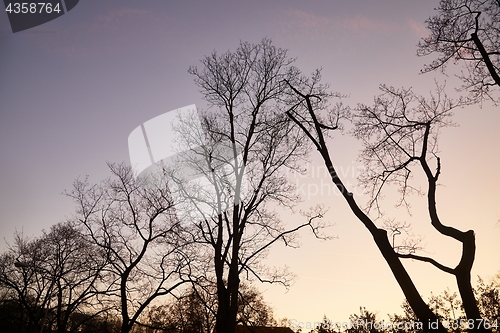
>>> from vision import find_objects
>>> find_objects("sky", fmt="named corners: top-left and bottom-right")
top-left (1, 0), bottom-right (499, 328)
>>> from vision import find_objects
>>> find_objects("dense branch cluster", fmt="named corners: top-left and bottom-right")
top-left (352, 84), bottom-right (458, 214)
top-left (1, 8), bottom-right (499, 330)
top-left (185, 39), bottom-right (331, 333)
top-left (285, 68), bottom-right (494, 331)
top-left (418, 0), bottom-right (500, 103)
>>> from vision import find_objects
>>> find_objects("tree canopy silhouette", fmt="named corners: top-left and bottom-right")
top-left (418, 0), bottom-right (500, 103)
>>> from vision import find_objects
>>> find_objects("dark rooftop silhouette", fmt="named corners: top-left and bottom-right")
top-left (234, 326), bottom-right (294, 333)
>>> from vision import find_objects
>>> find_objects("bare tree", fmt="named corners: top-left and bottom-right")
top-left (44, 222), bottom-right (109, 333)
top-left (184, 38), bottom-right (329, 333)
top-left (0, 222), bottom-right (108, 333)
top-left (0, 233), bottom-right (50, 332)
top-left (352, 84), bottom-right (489, 332)
top-left (145, 282), bottom-right (276, 333)
top-left (66, 163), bottom-right (194, 333)
top-left (284, 72), bottom-right (493, 331)
top-left (418, 0), bottom-right (500, 103)
top-left (146, 286), bottom-right (214, 333)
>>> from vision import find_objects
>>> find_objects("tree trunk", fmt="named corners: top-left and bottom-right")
top-left (321, 155), bottom-right (447, 332)
top-left (471, 32), bottom-right (500, 88)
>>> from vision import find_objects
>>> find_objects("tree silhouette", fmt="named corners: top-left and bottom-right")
top-left (145, 282), bottom-right (276, 333)
top-left (390, 277), bottom-right (499, 333)
top-left (66, 163), bottom-right (194, 333)
top-left (418, 0), bottom-right (500, 103)
top-left (184, 38), bottom-right (330, 333)
top-left (285, 70), bottom-right (492, 332)
top-left (0, 222), bottom-right (108, 333)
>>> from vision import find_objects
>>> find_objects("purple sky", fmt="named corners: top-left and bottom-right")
top-left (1, 0), bottom-right (499, 326)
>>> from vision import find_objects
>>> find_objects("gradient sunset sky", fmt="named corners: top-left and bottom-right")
top-left (1, 0), bottom-right (499, 326)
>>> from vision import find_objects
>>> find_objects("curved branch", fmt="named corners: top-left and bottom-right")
top-left (398, 253), bottom-right (455, 274)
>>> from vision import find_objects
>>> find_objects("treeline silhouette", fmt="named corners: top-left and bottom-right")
top-left (0, 219), bottom-right (276, 333)
top-left (0, 165), bottom-right (277, 333)
top-left (307, 278), bottom-right (500, 333)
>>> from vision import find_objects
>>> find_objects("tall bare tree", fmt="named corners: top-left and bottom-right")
top-left (184, 38), bottom-right (329, 333)
top-left (418, 0), bottom-right (500, 103)
top-left (352, 85), bottom-right (489, 332)
top-left (67, 163), bottom-right (194, 333)
top-left (285, 72), bottom-right (492, 332)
